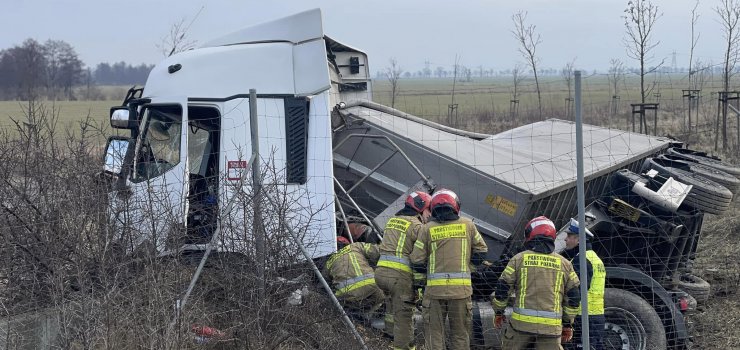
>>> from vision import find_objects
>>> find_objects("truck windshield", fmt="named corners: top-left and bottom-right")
top-left (132, 105), bottom-right (183, 182)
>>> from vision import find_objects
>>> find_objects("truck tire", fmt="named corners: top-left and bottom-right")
top-left (603, 288), bottom-right (667, 350)
top-left (676, 273), bottom-right (711, 305)
top-left (644, 158), bottom-right (733, 200)
top-left (666, 147), bottom-right (740, 177)
top-left (657, 154), bottom-right (740, 194)
top-left (642, 159), bottom-right (733, 214)
top-left (613, 168), bottom-right (730, 214)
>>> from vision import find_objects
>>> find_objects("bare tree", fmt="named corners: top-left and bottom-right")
top-left (716, 0), bottom-right (740, 150)
top-left (688, 0), bottom-right (701, 90)
top-left (560, 58), bottom-right (576, 119)
top-left (4, 39), bottom-right (47, 100)
top-left (449, 55), bottom-right (460, 126)
top-left (561, 59), bottom-right (576, 98)
top-left (510, 65), bottom-right (524, 121)
top-left (463, 66), bottom-right (473, 82)
top-left (608, 58), bottom-right (625, 98)
top-left (512, 11), bottom-right (543, 120)
top-left (623, 0), bottom-right (663, 104)
top-left (157, 9), bottom-right (203, 57)
top-left (435, 66), bottom-right (445, 78)
top-left (385, 58), bottom-right (403, 109)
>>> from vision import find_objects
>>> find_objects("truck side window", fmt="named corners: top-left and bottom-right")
top-left (132, 106), bottom-right (183, 182)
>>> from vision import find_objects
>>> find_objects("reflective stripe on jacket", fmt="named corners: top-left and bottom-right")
top-left (409, 217), bottom-right (488, 299)
top-left (378, 215), bottom-right (423, 274)
top-left (325, 242), bottom-right (380, 297)
top-left (492, 251), bottom-right (580, 336)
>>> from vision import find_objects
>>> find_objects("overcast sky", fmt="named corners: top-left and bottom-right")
top-left (0, 0), bottom-right (730, 73)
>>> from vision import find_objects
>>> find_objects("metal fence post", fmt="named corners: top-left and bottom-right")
top-left (575, 70), bottom-right (590, 349)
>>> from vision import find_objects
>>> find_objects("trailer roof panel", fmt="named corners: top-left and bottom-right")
top-left (347, 106), bottom-right (673, 198)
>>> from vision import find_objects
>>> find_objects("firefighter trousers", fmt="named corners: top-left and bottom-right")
top-left (376, 267), bottom-right (416, 350)
top-left (422, 297), bottom-right (472, 350)
top-left (338, 283), bottom-right (385, 317)
top-left (502, 323), bottom-right (563, 350)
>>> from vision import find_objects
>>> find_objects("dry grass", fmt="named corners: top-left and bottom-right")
top-left (690, 200), bottom-right (740, 349)
top-left (0, 100), bottom-right (114, 129)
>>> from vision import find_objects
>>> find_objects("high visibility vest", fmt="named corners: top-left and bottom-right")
top-left (585, 250), bottom-right (606, 315)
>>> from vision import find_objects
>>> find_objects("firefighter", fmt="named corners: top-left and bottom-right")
top-left (561, 218), bottom-right (606, 350)
top-left (410, 189), bottom-right (489, 350)
top-left (324, 236), bottom-right (385, 318)
top-left (491, 216), bottom-right (581, 350)
top-left (375, 191), bottom-right (432, 350)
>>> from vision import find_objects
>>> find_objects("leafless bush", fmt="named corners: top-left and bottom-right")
top-left (0, 102), bottom-right (368, 349)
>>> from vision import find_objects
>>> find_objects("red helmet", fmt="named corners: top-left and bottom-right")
top-left (405, 191), bottom-right (432, 213)
top-left (430, 188), bottom-right (460, 214)
top-left (337, 236), bottom-right (351, 247)
top-left (524, 216), bottom-right (557, 242)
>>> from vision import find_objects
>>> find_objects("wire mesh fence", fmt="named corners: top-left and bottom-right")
top-left (0, 70), bottom-right (738, 349)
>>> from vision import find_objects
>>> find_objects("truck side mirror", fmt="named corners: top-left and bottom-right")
top-left (103, 137), bottom-right (131, 175)
top-left (110, 106), bottom-right (137, 129)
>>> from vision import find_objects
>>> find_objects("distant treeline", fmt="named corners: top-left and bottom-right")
top-left (93, 62), bottom-right (154, 86)
top-left (0, 38), bottom-right (153, 101)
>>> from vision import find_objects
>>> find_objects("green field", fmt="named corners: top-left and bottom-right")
top-left (372, 74), bottom-right (734, 143)
top-left (372, 74), bottom-right (722, 123)
top-left (0, 100), bottom-right (114, 130)
top-left (0, 75), bottom-right (736, 160)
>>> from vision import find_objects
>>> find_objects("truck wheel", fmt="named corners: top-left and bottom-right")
top-left (603, 288), bottom-right (666, 350)
top-left (686, 162), bottom-right (740, 194)
top-left (666, 147), bottom-right (740, 176)
top-left (643, 159), bottom-right (733, 214)
top-left (657, 154), bottom-right (740, 194)
top-left (645, 158), bottom-right (733, 201)
top-left (676, 273), bottom-right (711, 305)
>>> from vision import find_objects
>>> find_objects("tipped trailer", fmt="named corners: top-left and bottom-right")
top-left (331, 103), bottom-right (729, 349)
top-left (101, 8), bottom-right (740, 350)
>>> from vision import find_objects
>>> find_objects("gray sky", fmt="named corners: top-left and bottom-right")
top-left (0, 0), bottom-right (729, 73)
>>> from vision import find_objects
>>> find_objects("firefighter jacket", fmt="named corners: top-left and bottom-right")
top-left (562, 245), bottom-right (606, 316)
top-left (409, 216), bottom-right (488, 299)
top-left (377, 213), bottom-right (424, 275)
top-left (492, 248), bottom-right (581, 336)
top-left (325, 242), bottom-right (380, 298)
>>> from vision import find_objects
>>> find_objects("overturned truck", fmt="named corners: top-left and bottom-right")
top-left (333, 101), bottom-right (739, 349)
top-left (99, 8), bottom-right (740, 350)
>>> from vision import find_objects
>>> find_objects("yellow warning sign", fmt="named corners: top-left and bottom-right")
top-left (485, 194), bottom-right (518, 217)
top-left (608, 198), bottom-right (640, 222)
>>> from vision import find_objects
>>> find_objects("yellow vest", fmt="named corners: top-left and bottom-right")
top-left (585, 250), bottom-right (606, 315)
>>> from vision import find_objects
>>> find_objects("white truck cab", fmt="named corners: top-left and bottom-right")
top-left (103, 9), bottom-right (371, 258)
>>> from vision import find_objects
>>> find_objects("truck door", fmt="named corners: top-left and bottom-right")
top-left (119, 97), bottom-right (189, 252)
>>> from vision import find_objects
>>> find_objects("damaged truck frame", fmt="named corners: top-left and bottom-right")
top-left (102, 9), bottom-right (740, 350)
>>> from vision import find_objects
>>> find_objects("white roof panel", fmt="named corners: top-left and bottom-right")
top-left (203, 8), bottom-right (324, 47)
top-left (347, 106), bottom-right (673, 197)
